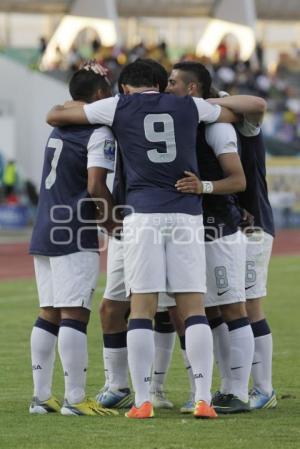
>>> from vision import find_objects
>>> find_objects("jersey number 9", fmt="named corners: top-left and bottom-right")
top-left (144, 113), bottom-right (177, 163)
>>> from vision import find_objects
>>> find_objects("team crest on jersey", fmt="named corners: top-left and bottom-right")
top-left (104, 140), bottom-right (115, 161)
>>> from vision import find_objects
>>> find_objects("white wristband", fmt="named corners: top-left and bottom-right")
top-left (202, 181), bottom-right (214, 194)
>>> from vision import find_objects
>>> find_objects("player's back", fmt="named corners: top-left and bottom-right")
top-left (30, 125), bottom-right (101, 256)
top-left (236, 127), bottom-right (275, 236)
top-left (112, 92), bottom-right (202, 215)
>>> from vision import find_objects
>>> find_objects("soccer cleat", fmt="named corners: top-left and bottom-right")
top-left (125, 401), bottom-right (154, 419)
top-left (96, 388), bottom-right (134, 409)
top-left (180, 393), bottom-right (195, 414)
top-left (213, 394), bottom-right (250, 414)
top-left (95, 384), bottom-right (109, 399)
top-left (212, 391), bottom-right (227, 404)
top-left (249, 388), bottom-right (277, 410)
top-left (150, 389), bottom-right (174, 409)
top-left (194, 400), bottom-right (218, 419)
top-left (29, 396), bottom-right (61, 414)
top-left (60, 398), bottom-right (119, 416)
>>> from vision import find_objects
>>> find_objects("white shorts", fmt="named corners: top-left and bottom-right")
top-left (34, 252), bottom-right (99, 310)
top-left (103, 237), bottom-right (129, 302)
top-left (204, 231), bottom-right (246, 307)
top-left (245, 231), bottom-right (273, 300)
top-left (103, 237), bottom-right (176, 307)
top-left (123, 213), bottom-right (206, 295)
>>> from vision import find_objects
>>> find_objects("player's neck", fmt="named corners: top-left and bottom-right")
top-left (128, 86), bottom-right (159, 94)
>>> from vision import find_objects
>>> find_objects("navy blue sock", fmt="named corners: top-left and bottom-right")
top-left (34, 316), bottom-right (59, 336)
top-left (208, 316), bottom-right (224, 330)
top-left (103, 331), bottom-right (127, 348)
top-left (251, 319), bottom-right (271, 337)
top-left (60, 319), bottom-right (87, 334)
top-left (227, 317), bottom-right (250, 332)
top-left (154, 311), bottom-right (175, 333)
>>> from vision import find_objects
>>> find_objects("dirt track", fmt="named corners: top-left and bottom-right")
top-left (0, 230), bottom-right (299, 281)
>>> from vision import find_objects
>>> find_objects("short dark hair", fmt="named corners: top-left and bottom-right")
top-left (69, 69), bottom-right (111, 103)
top-left (173, 61), bottom-right (212, 98)
top-left (118, 60), bottom-right (158, 90)
top-left (118, 59), bottom-right (168, 94)
top-left (140, 58), bottom-right (168, 93)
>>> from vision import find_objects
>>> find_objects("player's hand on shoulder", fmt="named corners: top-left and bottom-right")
top-left (175, 171), bottom-right (202, 195)
top-left (81, 59), bottom-right (109, 77)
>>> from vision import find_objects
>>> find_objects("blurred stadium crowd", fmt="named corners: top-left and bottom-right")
top-left (36, 36), bottom-right (300, 152)
top-left (1, 35), bottom-right (300, 228)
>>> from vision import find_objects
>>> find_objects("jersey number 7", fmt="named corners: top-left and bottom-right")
top-left (45, 138), bottom-right (63, 190)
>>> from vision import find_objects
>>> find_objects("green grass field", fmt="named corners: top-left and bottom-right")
top-left (0, 255), bottom-right (299, 449)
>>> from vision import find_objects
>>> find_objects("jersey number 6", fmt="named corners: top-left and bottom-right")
top-left (144, 113), bottom-right (177, 163)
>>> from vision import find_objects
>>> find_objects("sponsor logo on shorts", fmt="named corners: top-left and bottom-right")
top-left (217, 289), bottom-right (230, 296)
top-left (245, 284), bottom-right (256, 290)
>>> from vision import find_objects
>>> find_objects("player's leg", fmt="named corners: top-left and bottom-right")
top-left (168, 306), bottom-right (196, 413)
top-left (205, 306), bottom-right (231, 396)
top-left (205, 231), bottom-right (254, 413)
top-left (219, 301), bottom-right (254, 411)
top-left (247, 298), bottom-right (276, 408)
top-left (245, 231), bottom-right (276, 409)
top-left (167, 214), bottom-right (216, 419)
top-left (97, 298), bottom-right (133, 408)
top-left (30, 256), bottom-right (61, 414)
top-left (150, 300), bottom-right (176, 409)
top-left (52, 251), bottom-right (117, 416)
top-left (126, 293), bottom-right (158, 417)
top-left (123, 213), bottom-right (164, 418)
top-left (96, 237), bottom-right (132, 407)
top-left (175, 293), bottom-right (216, 418)
top-left (58, 306), bottom-right (90, 406)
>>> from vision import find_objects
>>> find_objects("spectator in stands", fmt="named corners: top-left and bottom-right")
top-left (3, 160), bottom-right (17, 198)
top-left (67, 45), bottom-right (83, 72)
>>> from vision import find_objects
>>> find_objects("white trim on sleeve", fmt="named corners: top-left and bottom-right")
top-left (84, 96), bottom-right (119, 126)
top-left (192, 97), bottom-right (221, 124)
top-left (205, 123), bottom-right (238, 158)
top-left (87, 126), bottom-right (115, 172)
top-left (236, 116), bottom-right (260, 137)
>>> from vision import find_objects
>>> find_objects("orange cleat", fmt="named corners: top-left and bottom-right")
top-left (125, 401), bottom-right (154, 419)
top-left (194, 400), bottom-right (218, 419)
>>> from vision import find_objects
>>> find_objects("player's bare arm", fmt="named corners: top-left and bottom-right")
top-left (208, 95), bottom-right (267, 125)
top-left (47, 104), bottom-right (89, 127)
top-left (213, 152), bottom-right (246, 193)
top-left (175, 153), bottom-right (246, 195)
top-left (216, 106), bottom-right (240, 124)
top-left (87, 167), bottom-right (118, 235)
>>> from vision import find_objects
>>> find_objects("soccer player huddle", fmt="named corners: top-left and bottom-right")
top-left (29, 57), bottom-right (276, 419)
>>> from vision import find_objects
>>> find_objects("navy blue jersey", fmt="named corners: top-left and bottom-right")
top-left (196, 123), bottom-right (242, 241)
top-left (236, 128), bottom-right (275, 237)
top-left (30, 124), bottom-right (115, 256)
top-left (84, 93), bottom-right (221, 215)
top-left (112, 145), bottom-right (127, 209)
